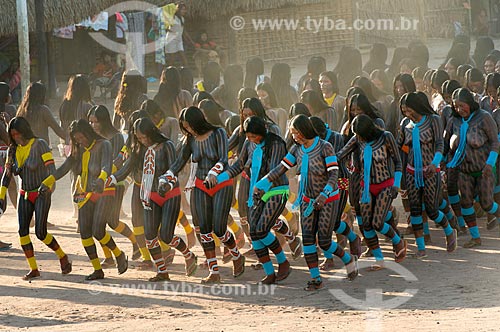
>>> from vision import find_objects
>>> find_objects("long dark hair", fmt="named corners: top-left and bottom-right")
top-left (352, 76), bottom-right (385, 102)
top-left (289, 114), bottom-right (317, 140)
top-left (352, 114), bottom-right (384, 142)
top-left (243, 115), bottom-right (267, 137)
top-left (216, 64), bottom-right (244, 110)
top-left (289, 102), bottom-right (311, 119)
top-left (133, 117), bottom-right (168, 146)
top-left (393, 73), bottom-right (416, 99)
top-left (199, 99), bottom-right (225, 126)
top-left (17, 82), bottom-right (47, 124)
top-left (451, 88), bottom-right (480, 117)
top-left (179, 66), bottom-right (194, 95)
top-left (8, 117), bottom-right (35, 147)
top-left (319, 71), bottom-right (340, 95)
top-left (334, 46), bottom-right (363, 94)
top-left (202, 61), bottom-right (221, 93)
top-left (238, 87), bottom-right (258, 110)
top-left (244, 57), bottom-right (264, 89)
top-left (87, 105), bottom-right (118, 139)
top-left (240, 97), bottom-right (273, 129)
top-left (141, 99), bottom-right (165, 120)
top-left (154, 66), bottom-right (181, 118)
top-left (60, 74), bottom-right (92, 122)
top-left (349, 93), bottom-right (381, 122)
top-left (256, 82), bottom-right (278, 109)
top-left (114, 70), bottom-right (147, 121)
top-left (69, 119), bottom-right (103, 157)
top-left (400, 92), bottom-right (436, 116)
top-left (300, 89), bottom-right (329, 114)
top-left (179, 106), bottom-right (218, 137)
top-left (126, 109), bottom-right (150, 158)
top-left (271, 63), bottom-right (295, 109)
top-left (309, 116), bottom-right (328, 139)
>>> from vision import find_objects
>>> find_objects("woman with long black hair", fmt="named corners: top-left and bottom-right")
top-left (113, 69), bottom-right (148, 132)
top-left (256, 82), bottom-right (288, 135)
top-left (1, 117), bottom-right (71, 280)
top-left (256, 114), bottom-right (358, 290)
top-left (52, 119), bottom-right (128, 280)
top-left (162, 106), bottom-right (245, 283)
top-left (300, 89), bottom-right (338, 131)
top-left (337, 114), bottom-right (406, 270)
top-left (444, 88), bottom-right (500, 248)
top-left (16, 82), bottom-right (66, 146)
top-left (399, 92), bottom-right (457, 258)
top-left (216, 116), bottom-right (295, 284)
top-left (88, 105), bottom-right (140, 266)
top-left (154, 66), bottom-right (193, 120)
top-left (59, 74), bottom-right (94, 138)
top-left (111, 117), bottom-right (197, 281)
top-left (270, 63), bottom-right (299, 110)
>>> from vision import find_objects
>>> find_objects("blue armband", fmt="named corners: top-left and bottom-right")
top-left (486, 151), bottom-right (498, 167)
top-left (255, 178), bottom-right (272, 192)
top-left (394, 171), bottom-right (402, 188)
top-left (431, 152), bottom-right (443, 167)
top-left (321, 184), bottom-right (334, 198)
top-left (217, 172), bottom-right (230, 183)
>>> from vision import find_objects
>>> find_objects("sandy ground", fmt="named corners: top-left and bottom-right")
top-left (2, 37), bottom-right (500, 331)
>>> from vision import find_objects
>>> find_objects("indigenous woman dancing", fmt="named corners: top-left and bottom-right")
top-left (110, 117), bottom-right (197, 281)
top-left (309, 116), bottom-right (362, 271)
top-left (444, 88), bottom-right (500, 248)
top-left (1, 117), bottom-right (71, 280)
top-left (161, 106), bottom-right (245, 283)
top-left (51, 119), bottom-right (128, 280)
top-left (338, 114), bottom-right (406, 270)
top-left (216, 116), bottom-right (293, 284)
top-left (257, 114), bottom-right (358, 290)
top-left (87, 105), bottom-right (140, 266)
top-left (398, 92), bottom-right (457, 258)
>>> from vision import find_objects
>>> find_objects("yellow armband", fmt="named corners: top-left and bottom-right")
top-left (0, 186), bottom-right (7, 200)
top-left (98, 170), bottom-right (108, 182)
top-left (41, 152), bottom-right (55, 166)
top-left (42, 175), bottom-right (56, 190)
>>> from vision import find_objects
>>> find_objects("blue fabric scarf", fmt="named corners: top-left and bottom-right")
top-left (293, 136), bottom-right (320, 210)
top-left (361, 142), bottom-right (373, 204)
top-left (447, 112), bottom-right (475, 168)
top-left (325, 129), bottom-right (332, 142)
top-left (412, 116), bottom-right (426, 188)
top-left (248, 141), bottom-right (265, 207)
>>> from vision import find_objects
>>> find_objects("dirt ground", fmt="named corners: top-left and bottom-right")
top-left (1, 38), bottom-right (500, 332)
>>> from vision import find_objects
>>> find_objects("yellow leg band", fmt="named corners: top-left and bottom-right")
top-left (232, 200), bottom-right (239, 210)
top-left (54, 247), bottom-right (65, 259)
top-left (27, 256), bottom-right (38, 270)
top-left (159, 241), bottom-right (170, 251)
top-left (42, 233), bottom-right (54, 245)
top-left (101, 245), bottom-right (113, 259)
top-left (133, 226), bottom-right (145, 235)
top-left (213, 233), bottom-right (221, 247)
top-left (90, 258), bottom-right (102, 270)
top-left (114, 221), bottom-right (126, 233)
top-left (99, 232), bottom-right (112, 246)
top-left (20, 235), bottom-right (32, 246)
top-left (81, 237), bottom-right (95, 247)
top-left (111, 247), bottom-right (122, 257)
top-left (285, 210), bottom-right (293, 221)
top-left (229, 221), bottom-right (240, 234)
top-left (139, 247), bottom-right (151, 261)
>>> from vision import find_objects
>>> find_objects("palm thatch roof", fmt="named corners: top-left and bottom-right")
top-left (0, 0), bottom-right (323, 37)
